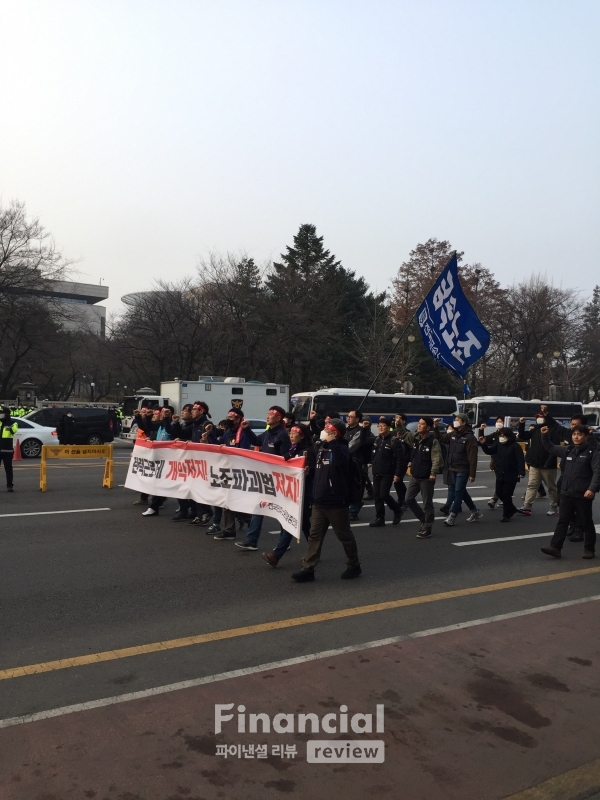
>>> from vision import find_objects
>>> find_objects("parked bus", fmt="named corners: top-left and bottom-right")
top-left (290, 389), bottom-right (458, 428)
top-left (463, 396), bottom-right (584, 428)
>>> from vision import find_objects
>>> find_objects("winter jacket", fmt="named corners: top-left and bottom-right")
top-left (285, 440), bottom-right (316, 503)
top-left (344, 425), bottom-right (367, 465)
top-left (217, 424), bottom-right (255, 450)
top-left (247, 423), bottom-right (291, 458)
top-left (393, 426), bottom-right (415, 447)
top-left (481, 435), bottom-right (525, 481)
top-left (542, 434), bottom-right (600, 498)
top-left (0, 418), bottom-right (18, 452)
top-left (409, 432), bottom-right (444, 480)
top-left (438, 425), bottom-right (478, 479)
top-left (518, 416), bottom-right (562, 469)
top-left (371, 433), bottom-right (410, 478)
top-left (312, 438), bottom-right (352, 508)
top-left (361, 427), bottom-right (375, 464)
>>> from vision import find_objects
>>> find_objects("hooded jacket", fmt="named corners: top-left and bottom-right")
top-left (438, 424), bottom-right (478, 479)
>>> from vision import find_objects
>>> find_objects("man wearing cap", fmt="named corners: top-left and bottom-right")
top-left (517, 404), bottom-right (562, 516)
top-left (435, 412), bottom-right (481, 527)
top-left (398, 416), bottom-right (443, 538)
top-left (233, 406), bottom-right (291, 550)
top-left (293, 418), bottom-right (361, 582)
top-left (369, 416), bottom-right (409, 527)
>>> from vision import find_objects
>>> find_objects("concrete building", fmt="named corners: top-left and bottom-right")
top-left (42, 280), bottom-right (108, 337)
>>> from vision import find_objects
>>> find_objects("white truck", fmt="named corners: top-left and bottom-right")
top-left (120, 377), bottom-right (289, 440)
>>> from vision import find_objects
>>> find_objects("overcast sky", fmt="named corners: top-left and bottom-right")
top-left (2, 0), bottom-right (598, 317)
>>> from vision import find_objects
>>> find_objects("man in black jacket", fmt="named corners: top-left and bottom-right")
top-left (369, 417), bottom-right (409, 527)
top-left (345, 409), bottom-right (367, 520)
top-left (540, 424), bottom-right (600, 559)
top-left (517, 405), bottom-right (562, 515)
top-left (292, 418), bottom-right (361, 582)
top-left (234, 406), bottom-right (291, 551)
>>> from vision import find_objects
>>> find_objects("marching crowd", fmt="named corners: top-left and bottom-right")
top-left (125, 400), bottom-right (600, 582)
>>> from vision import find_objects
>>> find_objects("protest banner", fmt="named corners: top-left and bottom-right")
top-left (124, 440), bottom-right (306, 538)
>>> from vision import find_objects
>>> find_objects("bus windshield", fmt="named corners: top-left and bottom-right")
top-left (293, 393), bottom-right (458, 423)
top-left (291, 396), bottom-right (313, 421)
top-left (465, 400), bottom-right (584, 426)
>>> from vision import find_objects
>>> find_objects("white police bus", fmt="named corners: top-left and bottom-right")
top-left (462, 396), bottom-right (584, 427)
top-left (583, 402), bottom-right (600, 427)
top-left (291, 389), bottom-right (458, 427)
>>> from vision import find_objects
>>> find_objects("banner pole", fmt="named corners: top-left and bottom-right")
top-left (357, 317), bottom-right (415, 412)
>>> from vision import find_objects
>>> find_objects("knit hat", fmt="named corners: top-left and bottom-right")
top-left (378, 416), bottom-right (393, 426)
top-left (454, 412), bottom-right (468, 423)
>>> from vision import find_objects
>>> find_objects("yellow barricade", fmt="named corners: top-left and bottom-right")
top-left (40, 445), bottom-right (114, 492)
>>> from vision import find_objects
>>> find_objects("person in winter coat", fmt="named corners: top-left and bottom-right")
top-left (139, 407), bottom-right (175, 517)
top-left (233, 406), bottom-right (291, 550)
top-left (479, 416), bottom-right (505, 509)
top-left (517, 405), bottom-right (562, 515)
top-left (369, 417), bottom-right (410, 527)
top-left (479, 427), bottom-right (526, 521)
top-left (345, 409), bottom-right (368, 520)
top-left (539, 424), bottom-right (600, 559)
top-left (0, 407), bottom-right (18, 491)
top-left (397, 416), bottom-right (443, 538)
top-left (436, 412), bottom-right (481, 527)
top-left (360, 417), bottom-right (375, 498)
top-left (57, 411), bottom-right (76, 445)
top-left (263, 423), bottom-right (316, 567)
top-left (292, 418), bottom-right (361, 582)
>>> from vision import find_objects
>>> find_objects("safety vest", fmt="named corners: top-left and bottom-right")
top-left (1, 420), bottom-right (18, 442)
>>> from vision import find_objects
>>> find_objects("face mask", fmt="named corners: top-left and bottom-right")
top-left (495, 422), bottom-right (503, 429)
top-left (498, 436), bottom-right (508, 444)
top-left (536, 418), bottom-right (544, 425)
top-left (453, 419), bottom-right (462, 429)
top-left (320, 430), bottom-right (334, 442)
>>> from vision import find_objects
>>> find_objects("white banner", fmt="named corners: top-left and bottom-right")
top-left (125, 440), bottom-right (305, 538)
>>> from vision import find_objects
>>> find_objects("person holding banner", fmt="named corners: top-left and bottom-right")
top-left (206, 407), bottom-right (255, 540)
top-left (262, 423), bottom-right (315, 567)
top-left (233, 406), bottom-right (291, 550)
top-left (293, 418), bottom-right (361, 582)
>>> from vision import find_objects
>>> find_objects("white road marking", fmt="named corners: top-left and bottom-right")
top-left (433, 497), bottom-right (493, 503)
top-left (0, 508), bottom-right (111, 519)
top-left (453, 524), bottom-right (600, 547)
top-left (2, 594), bottom-right (598, 730)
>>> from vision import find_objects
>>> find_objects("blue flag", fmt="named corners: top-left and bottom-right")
top-left (416, 255), bottom-right (490, 379)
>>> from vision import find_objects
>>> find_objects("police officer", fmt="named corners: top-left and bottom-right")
top-left (0, 407), bottom-right (18, 492)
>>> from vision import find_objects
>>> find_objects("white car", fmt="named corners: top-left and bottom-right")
top-left (12, 417), bottom-right (59, 458)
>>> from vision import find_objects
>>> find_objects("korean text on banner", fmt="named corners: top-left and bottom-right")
top-left (416, 254), bottom-right (490, 378)
top-left (124, 440), bottom-right (306, 538)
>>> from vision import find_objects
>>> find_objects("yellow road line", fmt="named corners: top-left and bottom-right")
top-left (2, 566), bottom-right (599, 681)
top-left (504, 756), bottom-right (600, 799)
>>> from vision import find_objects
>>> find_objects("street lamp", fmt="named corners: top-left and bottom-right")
top-left (90, 382), bottom-right (95, 402)
top-left (407, 334), bottom-right (416, 343)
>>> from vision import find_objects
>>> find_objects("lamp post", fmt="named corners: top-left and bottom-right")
top-left (535, 351), bottom-right (561, 399)
top-left (90, 382), bottom-right (95, 403)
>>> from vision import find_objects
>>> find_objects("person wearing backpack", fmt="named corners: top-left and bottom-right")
top-left (397, 416), bottom-right (443, 538)
top-left (369, 416), bottom-right (409, 527)
top-left (292, 418), bottom-right (361, 582)
top-left (539, 424), bottom-right (600, 559)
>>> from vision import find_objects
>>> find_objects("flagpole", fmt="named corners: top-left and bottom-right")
top-left (356, 317), bottom-right (415, 412)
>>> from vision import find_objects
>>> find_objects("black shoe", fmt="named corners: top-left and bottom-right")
top-left (500, 517), bottom-right (511, 523)
top-left (416, 528), bottom-right (432, 539)
top-left (392, 512), bottom-right (401, 526)
top-left (7, 487), bottom-right (14, 493)
top-left (341, 566), bottom-right (362, 579)
top-left (349, 514), bottom-right (360, 522)
top-left (235, 541), bottom-right (258, 551)
top-left (369, 518), bottom-right (385, 527)
top-left (188, 517), bottom-right (202, 525)
top-left (214, 531), bottom-right (236, 540)
top-left (200, 513), bottom-right (213, 526)
top-left (569, 532), bottom-right (584, 542)
top-left (292, 570), bottom-right (315, 582)
top-left (583, 550), bottom-right (595, 559)
top-left (541, 546), bottom-right (561, 558)
top-left (439, 505), bottom-right (450, 516)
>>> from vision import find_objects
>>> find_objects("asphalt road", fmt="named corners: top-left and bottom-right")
top-left (1, 440), bottom-right (599, 798)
